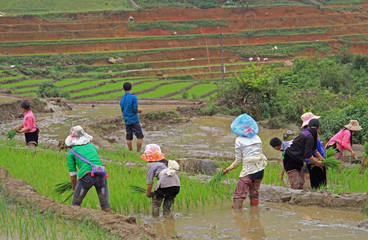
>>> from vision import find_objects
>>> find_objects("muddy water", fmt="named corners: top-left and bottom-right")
top-left (140, 202), bottom-right (367, 239)
top-left (1, 102), bottom-right (367, 239)
top-left (0, 103), bottom-right (289, 160)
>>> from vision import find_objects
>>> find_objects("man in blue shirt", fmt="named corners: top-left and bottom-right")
top-left (120, 82), bottom-right (144, 152)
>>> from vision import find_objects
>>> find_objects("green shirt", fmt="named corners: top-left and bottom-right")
top-left (67, 143), bottom-right (103, 178)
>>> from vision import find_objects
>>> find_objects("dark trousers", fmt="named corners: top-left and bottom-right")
top-left (25, 131), bottom-right (38, 146)
top-left (152, 186), bottom-right (180, 217)
top-left (72, 174), bottom-right (110, 210)
top-left (307, 164), bottom-right (327, 189)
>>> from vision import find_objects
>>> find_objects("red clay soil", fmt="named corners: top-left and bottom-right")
top-left (0, 167), bottom-right (156, 240)
top-left (1, 5), bottom-right (368, 42)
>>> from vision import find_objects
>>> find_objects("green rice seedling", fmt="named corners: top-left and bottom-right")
top-left (324, 148), bottom-right (341, 169)
top-left (54, 181), bottom-right (73, 203)
top-left (6, 129), bottom-right (17, 140)
top-left (129, 184), bottom-right (146, 194)
top-left (209, 170), bottom-right (224, 185)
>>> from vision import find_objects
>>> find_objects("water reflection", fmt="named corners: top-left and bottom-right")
top-left (152, 216), bottom-right (177, 239)
top-left (233, 206), bottom-right (266, 240)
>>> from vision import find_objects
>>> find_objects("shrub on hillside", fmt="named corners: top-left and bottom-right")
top-left (37, 82), bottom-right (70, 99)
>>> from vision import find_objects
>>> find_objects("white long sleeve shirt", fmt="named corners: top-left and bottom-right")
top-left (226, 135), bottom-right (267, 177)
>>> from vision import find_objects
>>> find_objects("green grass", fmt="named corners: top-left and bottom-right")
top-left (14, 86), bottom-right (39, 92)
top-left (0, 140), bottom-right (233, 215)
top-left (136, 82), bottom-right (194, 98)
top-left (0, 0), bottom-right (133, 15)
top-left (203, 91), bottom-right (218, 100)
top-left (171, 83), bottom-right (219, 99)
top-left (62, 79), bottom-right (112, 91)
top-left (0, 79), bottom-right (51, 88)
top-left (19, 92), bottom-right (38, 97)
top-left (0, 195), bottom-right (119, 240)
top-left (53, 78), bottom-right (90, 87)
top-left (70, 81), bottom-right (125, 97)
top-left (78, 80), bottom-right (166, 100)
top-left (0, 76), bottom-right (22, 82)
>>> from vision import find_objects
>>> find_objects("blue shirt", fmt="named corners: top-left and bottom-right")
top-left (305, 138), bottom-right (325, 164)
top-left (120, 92), bottom-right (139, 125)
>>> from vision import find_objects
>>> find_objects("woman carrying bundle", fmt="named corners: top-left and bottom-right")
top-left (325, 120), bottom-right (362, 162)
top-left (14, 100), bottom-right (39, 147)
top-left (223, 113), bottom-right (267, 209)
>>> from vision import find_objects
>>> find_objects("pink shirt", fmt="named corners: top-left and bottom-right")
top-left (23, 110), bottom-right (37, 133)
top-left (327, 129), bottom-right (351, 152)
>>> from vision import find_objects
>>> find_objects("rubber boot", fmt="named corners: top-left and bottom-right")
top-left (232, 198), bottom-right (244, 209)
top-left (163, 198), bottom-right (174, 216)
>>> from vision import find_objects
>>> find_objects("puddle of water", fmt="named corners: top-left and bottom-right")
top-left (138, 202), bottom-right (367, 239)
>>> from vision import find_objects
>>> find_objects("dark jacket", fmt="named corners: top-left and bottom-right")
top-left (284, 128), bottom-right (318, 171)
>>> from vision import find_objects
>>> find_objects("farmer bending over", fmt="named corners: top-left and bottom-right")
top-left (223, 113), bottom-right (267, 209)
top-left (65, 126), bottom-right (111, 212)
top-left (141, 144), bottom-right (180, 217)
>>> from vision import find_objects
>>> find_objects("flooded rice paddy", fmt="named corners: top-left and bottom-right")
top-left (141, 202), bottom-right (367, 239)
top-left (1, 101), bottom-right (367, 239)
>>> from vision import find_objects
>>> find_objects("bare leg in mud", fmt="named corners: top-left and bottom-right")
top-left (137, 138), bottom-right (143, 152)
top-left (127, 140), bottom-right (133, 151)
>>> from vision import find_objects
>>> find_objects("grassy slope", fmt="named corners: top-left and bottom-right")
top-left (0, 0), bottom-right (132, 15)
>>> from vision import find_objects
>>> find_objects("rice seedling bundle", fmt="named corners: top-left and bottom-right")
top-left (54, 181), bottom-right (73, 203)
top-left (324, 148), bottom-right (341, 169)
top-left (323, 157), bottom-right (341, 169)
top-left (6, 129), bottom-right (17, 140)
top-left (209, 170), bottom-right (224, 185)
top-left (129, 185), bottom-right (146, 194)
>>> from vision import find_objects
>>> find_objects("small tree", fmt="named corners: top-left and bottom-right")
top-left (37, 82), bottom-right (70, 99)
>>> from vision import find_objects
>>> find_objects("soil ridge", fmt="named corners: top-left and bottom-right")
top-left (0, 167), bottom-right (156, 239)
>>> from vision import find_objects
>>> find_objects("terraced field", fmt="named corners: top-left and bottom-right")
top-left (1, 1), bottom-right (368, 100)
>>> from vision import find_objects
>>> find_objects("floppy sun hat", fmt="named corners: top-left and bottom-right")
top-left (231, 113), bottom-right (259, 138)
top-left (140, 144), bottom-right (165, 162)
top-left (345, 120), bottom-right (362, 131)
top-left (301, 112), bottom-right (320, 128)
top-left (65, 125), bottom-right (93, 146)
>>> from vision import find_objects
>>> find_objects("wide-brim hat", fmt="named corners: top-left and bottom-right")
top-left (231, 113), bottom-right (259, 138)
top-left (345, 120), bottom-right (362, 131)
top-left (140, 144), bottom-right (165, 162)
top-left (65, 125), bottom-right (93, 146)
top-left (301, 112), bottom-right (320, 128)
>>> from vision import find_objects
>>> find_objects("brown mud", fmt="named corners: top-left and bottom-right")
top-left (0, 167), bottom-right (156, 239)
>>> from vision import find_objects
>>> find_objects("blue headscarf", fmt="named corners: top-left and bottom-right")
top-left (231, 113), bottom-right (259, 138)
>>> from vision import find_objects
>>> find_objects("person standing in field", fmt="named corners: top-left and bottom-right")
top-left (141, 144), bottom-right (180, 217)
top-left (300, 112), bottom-right (326, 189)
top-left (325, 120), bottom-right (362, 162)
top-left (14, 100), bottom-right (39, 147)
top-left (120, 82), bottom-right (144, 152)
top-left (223, 113), bottom-right (267, 209)
top-left (283, 119), bottom-right (324, 189)
top-left (65, 126), bottom-right (111, 212)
